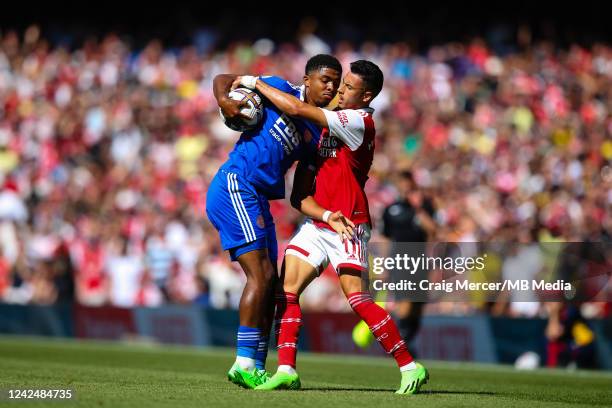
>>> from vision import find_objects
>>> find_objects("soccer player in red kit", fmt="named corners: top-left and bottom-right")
top-left (235, 60), bottom-right (429, 394)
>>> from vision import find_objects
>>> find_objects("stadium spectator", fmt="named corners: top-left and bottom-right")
top-left (105, 236), bottom-right (144, 308)
top-left (0, 26), bottom-right (609, 318)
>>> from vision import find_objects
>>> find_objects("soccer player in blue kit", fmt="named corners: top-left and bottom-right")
top-left (207, 55), bottom-right (342, 388)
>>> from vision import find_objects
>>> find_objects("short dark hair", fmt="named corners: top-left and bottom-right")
top-left (350, 60), bottom-right (384, 98)
top-left (400, 170), bottom-right (414, 182)
top-left (305, 54), bottom-right (342, 75)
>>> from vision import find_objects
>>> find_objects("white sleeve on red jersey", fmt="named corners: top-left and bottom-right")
top-left (321, 108), bottom-right (365, 151)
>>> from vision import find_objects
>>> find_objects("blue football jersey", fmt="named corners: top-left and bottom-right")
top-left (219, 76), bottom-right (321, 200)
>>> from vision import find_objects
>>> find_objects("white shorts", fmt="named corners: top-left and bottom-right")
top-left (285, 219), bottom-right (370, 274)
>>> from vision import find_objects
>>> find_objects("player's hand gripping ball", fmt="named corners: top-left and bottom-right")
top-left (219, 88), bottom-right (263, 132)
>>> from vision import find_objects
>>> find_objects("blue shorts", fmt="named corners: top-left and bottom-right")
top-left (206, 170), bottom-right (278, 264)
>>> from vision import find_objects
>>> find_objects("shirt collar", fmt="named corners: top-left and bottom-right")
top-left (359, 107), bottom-right (375, 114)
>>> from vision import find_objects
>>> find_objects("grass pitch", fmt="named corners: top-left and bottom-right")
top-left (0, 336), bottom-right (610, 407)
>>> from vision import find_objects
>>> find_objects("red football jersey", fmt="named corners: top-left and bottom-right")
top-left (312, 107), bottom-right (375, 230)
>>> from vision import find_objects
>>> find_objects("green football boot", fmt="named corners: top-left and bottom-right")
top-left (254, 371), bottom-right (301, 391)
top-left (227, 363), bottom-right (268, 389)
top-left (395, 362), bottom-right (429, 395)
top-left (256, 369), bottom-right (271, 383)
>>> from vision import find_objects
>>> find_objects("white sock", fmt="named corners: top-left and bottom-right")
top-left (400, 361), bottom-right (417, 372)
top-left (278, 365), bottom-right (297, 375)
top-left (236, 356), bottom-right (256, 371)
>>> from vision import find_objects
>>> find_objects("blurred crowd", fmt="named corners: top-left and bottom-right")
top-left (0, 25), bottom-right (610, 314)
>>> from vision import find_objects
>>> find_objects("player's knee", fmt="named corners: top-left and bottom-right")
top-left (282, 277), bottom-right (301, 295)
top-left (249, 254), bottom-right (275, 285)
top-left (261, 261), bottom-right (275, 283)
top-left (339, 268), bottom-right (364, 295)
top-left (283, 260), bottom-right (317, 295)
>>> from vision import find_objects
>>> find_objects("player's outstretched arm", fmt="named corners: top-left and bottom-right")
top-left (290, 162), bottom-right (354, 240)
top-left (235, 75), bottom-right (329, 128)
top-left (213, 74), bottom-right (248, 119)
top-left (300, 195), bottom-right (354, 241)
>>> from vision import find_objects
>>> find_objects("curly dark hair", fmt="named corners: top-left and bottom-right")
top-left (305, 54), bottom-right (342, 75)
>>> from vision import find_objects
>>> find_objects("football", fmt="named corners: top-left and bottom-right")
top-left (219, 87), bottom-right (263, 132)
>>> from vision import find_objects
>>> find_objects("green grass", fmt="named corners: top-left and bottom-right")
top-left (0, 336), bottom-right (610, 407)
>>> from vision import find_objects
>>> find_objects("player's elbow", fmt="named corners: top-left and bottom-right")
top-left (213, 74), bottom-right (233, 86)
top-left (290, 190), bottom-right (307, 211)
top-left (212, 74), bottom-right (224, 86)
top-left (290, 195), bottom-right (302, 211)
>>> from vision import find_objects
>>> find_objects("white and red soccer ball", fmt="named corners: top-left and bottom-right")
top-left (219, 87), bottom-right (263, 132)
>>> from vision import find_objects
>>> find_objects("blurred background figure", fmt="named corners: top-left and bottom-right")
top-left (380, 170), bottom-right (436, 352)
top-left (545, 303), bottom-right (596, 369)
top-left (543, 240), bottom-right (609, 369)
top-left (105, 236), bottom-right (143, 308)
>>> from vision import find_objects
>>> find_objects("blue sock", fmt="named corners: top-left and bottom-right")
top-left (236, 326), bottom-right (261, 360)
top-left (255, 336), bottom-right (269, 370)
